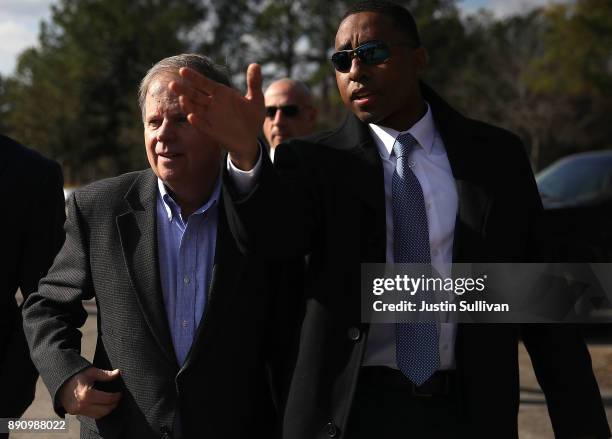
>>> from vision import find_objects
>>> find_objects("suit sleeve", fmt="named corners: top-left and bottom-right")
top-left (222, 142), bottom-right (320, 259)
top-left (523, 325), bottom-right (610, 438)
top-left (22, 193), bottom-right (95, 417)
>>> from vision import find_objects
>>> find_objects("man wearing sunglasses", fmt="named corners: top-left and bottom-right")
top-left (263, 78), bottom-right (317, 161)
top-left (173, 1), bottom-right (609, 438)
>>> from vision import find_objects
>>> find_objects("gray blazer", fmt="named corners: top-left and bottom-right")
top-left (23, 168), bottom-right (286, 439)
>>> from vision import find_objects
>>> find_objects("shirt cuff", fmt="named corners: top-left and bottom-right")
top-left (226, 144), bottom-right (263, 196)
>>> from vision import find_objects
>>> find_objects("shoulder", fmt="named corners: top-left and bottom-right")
top-left (1, 134), bottom-right (62, 175)
top-left (71, 169), bottom-right (152, 213)
top-left (463, 117), bottom-right (531, 170)
top-left (464, 117), bottom-right (523, 149)
top-left (275, 119), bottom-right (359, 168)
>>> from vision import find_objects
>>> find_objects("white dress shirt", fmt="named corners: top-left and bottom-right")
top-left (362, 103), bottom-right (459, 370)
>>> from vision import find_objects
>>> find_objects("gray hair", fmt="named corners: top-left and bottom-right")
top-left (138, 53), bottom-right (231, 119)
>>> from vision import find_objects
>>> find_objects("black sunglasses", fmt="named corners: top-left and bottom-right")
top-left (265, 105), bottom-right (301, 118)
top-left (331, 40), bottom-right (412, 73)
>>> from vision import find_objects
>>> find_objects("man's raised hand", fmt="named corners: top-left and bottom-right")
top-left (169, 63), bottom-right (265, 171)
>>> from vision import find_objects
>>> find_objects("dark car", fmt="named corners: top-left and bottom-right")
top-left (536, 151), bottom-right (612, 325)
top-left (536, 150), bottom-right (612, 261)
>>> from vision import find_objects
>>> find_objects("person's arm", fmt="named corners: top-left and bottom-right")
top-left (507, 136), bottom-right (611, 439)
top-left (22, 193), bottom-right (121, 418)
top-left (171, 63), bottom-right (317, 257)
top-left (522, 325), bottom-right (610, 439)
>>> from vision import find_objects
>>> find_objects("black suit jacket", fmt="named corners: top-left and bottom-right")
top-left (233, 85), bottom-right (610, 438)
top-left (0, 135), bottom-right (65, 418)
top-left (23, 168), bottom-right (285, 439)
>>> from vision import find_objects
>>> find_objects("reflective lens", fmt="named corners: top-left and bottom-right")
top-left (265, 105), bottom-right (300, 118)
top-left (331, 41), bottom-right (391, 72)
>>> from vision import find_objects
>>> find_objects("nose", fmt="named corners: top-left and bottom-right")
top-left (273, 108), bottom-right (285, 125)
top-left (347, 55), bottom-right (365, 82)
top-left (156, 119), bottom-right (174, 143)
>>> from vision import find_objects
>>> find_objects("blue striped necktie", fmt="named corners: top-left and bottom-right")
top-left (392, 132), bottom-right (440, 386)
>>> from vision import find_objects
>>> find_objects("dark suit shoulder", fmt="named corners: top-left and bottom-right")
top-left (1, 134), bottom-right (62, 177)
top-left (466, 118), bottom-right (532, 171)
top-left (464, 117), bottom-right (523, 147)
top-left (72, 169), bottom-right (152, 214)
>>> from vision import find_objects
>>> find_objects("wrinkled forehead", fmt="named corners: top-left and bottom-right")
top-left (335, 12), bottom-right (396, 50)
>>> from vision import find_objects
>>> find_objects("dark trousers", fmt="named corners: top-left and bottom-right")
top-left (346, 367), bottom-right (461, 439)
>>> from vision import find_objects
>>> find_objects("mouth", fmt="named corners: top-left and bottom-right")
top-left (272, 130), bottom-right (290, 141)
top-left (157, 151), bottom-right (182, 161)
top-left (350, 89), bottom-right (377, 106)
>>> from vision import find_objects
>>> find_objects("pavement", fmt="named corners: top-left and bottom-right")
top-left (10, 307), bottom-right (612, 439)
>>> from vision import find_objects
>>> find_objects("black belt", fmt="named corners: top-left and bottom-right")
top-left (359, 366), bottom-right (456, 398)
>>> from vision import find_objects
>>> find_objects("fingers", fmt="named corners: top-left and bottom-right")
top-left (178, 94), bottom-right (211, 119)
top-left (187, 113), bottom-right (210, 130)
top-left (170, 80), bottom-right (212, 108)
top-left (74, 388), bottom-right (121, 417)
top-left (245, 63), bottom-right (263, 104)
top-left (88, 388), bottom-right (122, 406)
top-left (179, 67), bottom-right (218, 95)
top-left (78, 397), bottom-right (121, 419)
top-left (87, 367), bottom-right (120, 382)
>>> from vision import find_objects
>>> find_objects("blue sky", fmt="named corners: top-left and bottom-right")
top-left (0, 0), bottom-right (562, 76)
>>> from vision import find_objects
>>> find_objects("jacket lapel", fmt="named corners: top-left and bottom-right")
top-left (323, 114), bottom-right (387, 263)
top-left (179, 192), bottom-right (246, 373)
top-left (116, 170), bottom-right (177, 367)
top-left (423, 84), bottom-right (491, 262)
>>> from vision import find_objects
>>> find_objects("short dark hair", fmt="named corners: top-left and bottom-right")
top-left (342, 1), bottom-right (422, 47)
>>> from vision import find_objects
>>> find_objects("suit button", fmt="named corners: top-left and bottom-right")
top-left (326, 422), bottom-right (339, 438)
top-left (347, 327), bottom-right (361, 341)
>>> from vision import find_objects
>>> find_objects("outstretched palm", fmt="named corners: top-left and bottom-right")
top-left (169, 63), bottom-right (265, 170)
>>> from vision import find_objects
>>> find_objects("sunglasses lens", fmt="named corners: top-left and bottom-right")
top-left (358, 42), bottom-right (390, 65)
top-left (265, 107), bottom-right (278, 118)
top-left (331, 41), bottom-right (391, 72)
top-left (331, 51), bottom-right (351, 72)
top-left (265, 105), bottom-right (300, 118)
top-left (281, 105), bottom-right (299, 117)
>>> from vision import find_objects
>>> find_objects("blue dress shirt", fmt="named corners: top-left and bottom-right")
top-left (156, 177), bottom-right (221, 366)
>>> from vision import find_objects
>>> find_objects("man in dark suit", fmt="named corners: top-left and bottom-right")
top-left (0, 135), bottom-right (65, 426)
top-left (22, 54), bottom-right (285, 439)
top-left (174, 2), bottom-right (610, 438)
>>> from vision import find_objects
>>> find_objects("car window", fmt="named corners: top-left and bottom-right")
top-left (537, 155), bottom-right (612, 203)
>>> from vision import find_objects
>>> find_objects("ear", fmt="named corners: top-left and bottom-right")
top-left (414, 46), bottom-right (428, 76)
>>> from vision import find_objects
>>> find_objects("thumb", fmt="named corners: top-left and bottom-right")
top-left (245, 63), bottom-right (263, 105)
top-left (89, 368), bottom-right (121, 382)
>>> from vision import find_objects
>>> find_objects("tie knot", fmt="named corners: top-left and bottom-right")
top-left (392, 132), bottom-right (418, 159)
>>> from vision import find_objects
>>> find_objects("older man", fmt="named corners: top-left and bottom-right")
top-left (174, 1), bottom-right (609, 438)
top-left (23, 54), bottom-right (284, 439)
top-left (262, 79), bottom-right (317, 161)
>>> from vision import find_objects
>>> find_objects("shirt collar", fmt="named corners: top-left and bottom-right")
top-left (368, 102), bottom-right (435, 159)
top-left (157, 175), bottom-right (222, 222)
